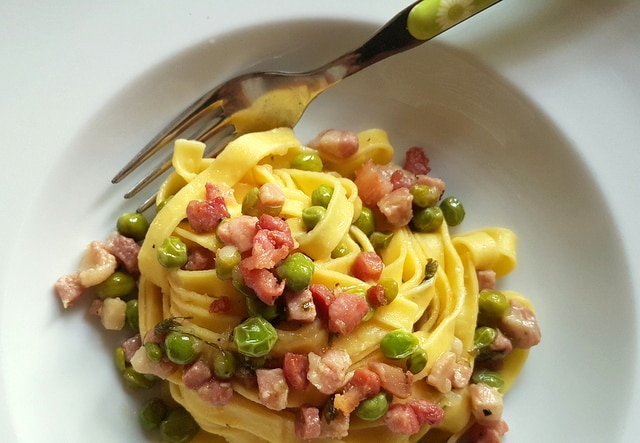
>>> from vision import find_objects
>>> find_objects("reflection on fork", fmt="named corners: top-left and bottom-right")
top-left (111, 0), bottom-right (502, 212)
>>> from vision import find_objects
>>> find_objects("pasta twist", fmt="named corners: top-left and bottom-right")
top-left (136, 128), bottom-right (535, 443)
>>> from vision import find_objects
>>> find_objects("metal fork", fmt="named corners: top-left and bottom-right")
top-left (113, 0), bottom-right (501, 211)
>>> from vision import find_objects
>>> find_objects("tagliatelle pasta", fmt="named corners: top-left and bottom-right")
top-left (128, 127), bottom-right (539, 443)
top-left (54, 126), bottom-right (540, 443)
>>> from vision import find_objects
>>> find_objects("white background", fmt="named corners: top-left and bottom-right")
top-left (1, 1), bottom-right (639, 442)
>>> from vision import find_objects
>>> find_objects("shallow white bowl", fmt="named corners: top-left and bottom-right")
top-left (1, 11), bottom-right (637, 443)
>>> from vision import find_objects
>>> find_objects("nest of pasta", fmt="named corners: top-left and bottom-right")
top-left (130, 127), bottom-right (540, 443)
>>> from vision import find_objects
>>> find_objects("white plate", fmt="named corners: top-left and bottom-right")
top-left (1, 1), bottom-right (639, 442)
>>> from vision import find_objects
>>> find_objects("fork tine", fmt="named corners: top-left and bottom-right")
top-left (112, 98), bottom-right (225, 184)
top-left (133, 123), bottom-right (237, 213)
top-left (136, 189), bottom-right (161, 214)
top-left (125, 119), bottom-right (236, 199)
top-left (124, 153), bottom-right (172, 199)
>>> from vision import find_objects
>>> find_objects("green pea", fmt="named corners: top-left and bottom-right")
top-left (114, 346), bottom-right (126, 372)
top-left (409, 184), bottom-right (440, 208)
top-left (478, 289), bottom-right (509, 324)
top-left (311, 184), bottom-right (334, 207)
top-left (116, 212), bottom-right (149, 242)
top-left (96, 271), bottom-right (136, 300)
top-left (139, 397), bottom-right (168, 431)
top-left (380, 329), bottom-right (419, 360)
top-left (215, 245), bottom-right (241, 280)
top-left (355, 392), bottom-right (389, 421)
top-left (122, 367), bottom-right (156, 390)
top-left (159, 407), bottom-right (200, 443)
top-left (331, 242), bottom-right (349, 258)
top-left (370, 231), bottom-right (393, 250)
top-left (233, 316), bottom-right (278, 358)
top-left (407, 348), bottom-right (428, 374)
top-left (291, 151), bottom-right (323, 172)
top-left (440, 196), bottom-right (465, 226)
top-left (379, 278), bottom-right (399, 304)
top-left (260, 200), bottom-right (283, 217)
top-left (276, 252), bottom-right (314, 292)
top-left (157, 236), bottom-right (188, 268)
top-left (145, 342), bottom-right (164, 363)
top-left (246, 294), bottom-right (281, 321)
top-left (164, 332), bottom-right (201, 365)
top-left (473, 326), bottom-right (497, 352)
top-left (472, 369), bottom-right (505, 391)
top-left (302, 205), bottom-right (326, 229)
top-left (126, 299), bottom-right (139, 331)
top-left (354, 207), bottom-right (375, 236)
top-left (411, 206), bottom-right (443, 232)
top-left (230, 265), bottom-right (255, 298)
top-left (212, 350), bottom-right (237, 380)
top-left (241, 187), bottom-right (261, 216)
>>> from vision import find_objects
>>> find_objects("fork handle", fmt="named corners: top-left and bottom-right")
top-left (333, 0), bottom-right (502, 77)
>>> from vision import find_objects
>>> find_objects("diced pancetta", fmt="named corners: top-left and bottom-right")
top-left (327, 292), bottom-right (369, 335)
top-left (182, 359), bottom-right (213, 390)
top-left (78, 241), bottom-right (117, 287)
top-left (354, 159), bottom-right (394, 207)
top-left (377, 187), bottom-right (414, 227)
top-left (209, 296), bottom-right (232, 314)
top-left (186, 197), bottom-right (229, 234)
top-left (467, 419), bottom-right (509, 443)
top-left (366, 283), bottom-right (387, 308)
top-left (87, 298), bottom-right (103, 316)
top-left (295, 406), bottom-right (322, 440)
top-left (499, 301), bottom-right (541, 349)
top-left (469, 383), bottom-right (504, 425)
top-left (351, 251), bottom-right (384, 281)
top-left (183, 246), bottom-right (215, 271)
top-left (283, 352), bottom-right (309, 390)
top-left (105, 233), bottom-right (141, 275)
top-left (100, 297), bottom-right (127, 330)
top-left (407, 399), bottom-right (445, 426)
top-left (256, 214), bottom-right (296, 245)
top-left (307, 349), bottom-right (352, 395)
top-left (319, 411), bottom-right (350, 439)
top-left (404, 147), bottom-right (431, 175)
top-left (258, 183), bottom-right (285, 214)
top-left (489, 329), bottom-right (513, 357)
top-left (242, 229), bottom-right (291, 270)
top-left (285, 288), bottom-right (317, 323)
top-left (216, 215), bottom-right (259, 253)
top-left (256, 368), bottom-right (289, 411)
top-left (54, 273), bottom-right (85, 308)
top-left (308, 129), bottom-right (359, 160)
top-left (239, 266), bottom-right (285, 306)
top-left (368, 361), bottom-right (413, 399)
top-left (121, 334), bottom-right (142, 362)
top-left (383, 399), bottom-right (445, 435)
top-left (390, 168), bottom-right (417, 190)
top-left (384, 403), bottom-right (421, 435)
top-left (197, 378), bottom-right (234, 406)
top-left (427, 351), bottom-right (472, 393)
top-left (476, 270), bottom-right (497, 291)
top-left (334, 367), bottom-right (381, 414)
top-left (309, 283), bottom-right (336, 323)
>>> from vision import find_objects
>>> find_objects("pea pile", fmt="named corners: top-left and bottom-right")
top-left (106, 213), bottom-right (203, 443)
top-left (468, 289), bottom-right (515, 392)
top-left (105, 148), bottom-right (470, 441)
